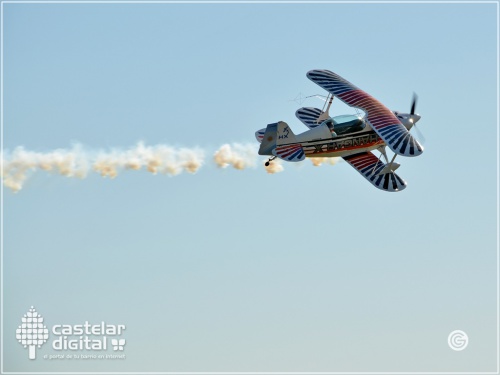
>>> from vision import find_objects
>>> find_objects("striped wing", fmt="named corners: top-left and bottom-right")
top-left (273, 144), bottom-right (305, 162)
top-left (343, 151), bottom-right (407, 192)
top-left (307, 70), bottom-right (423, 157)
top-left (295, 107), bottom-right (324, 129)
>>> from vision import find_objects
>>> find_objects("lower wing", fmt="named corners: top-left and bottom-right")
top-left (343, 151), bottom-right (407, 192)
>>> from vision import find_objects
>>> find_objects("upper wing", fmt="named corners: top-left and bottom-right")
top-left (295, 107), bottom-right (324, 129)
top-left (343, 151), bottom-right (407, 192)
top-left (307, 70), bottom-right (423, 157)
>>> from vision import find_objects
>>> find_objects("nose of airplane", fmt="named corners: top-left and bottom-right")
top-left (410, 114), bottom-right (421, 123)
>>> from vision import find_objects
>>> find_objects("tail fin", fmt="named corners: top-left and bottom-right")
top-left (258, 123), bottom-right (278, 156)
top-left (276, 121), bottom-right (297, 145)
top-left (258, 122), bottom-right (302, 159)
top-left (274, 122), bottom-right (305, 162)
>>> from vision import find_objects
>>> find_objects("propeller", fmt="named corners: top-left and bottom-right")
top-left (412, 120), bottom-right (426, 144)
top-left (410, 92), bottom-right (417, 115)
top-left (409, 92), bottom-right (425, 144)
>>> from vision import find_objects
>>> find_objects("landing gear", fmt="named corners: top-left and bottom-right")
top-left (265, 156), bottom-right (277, 167)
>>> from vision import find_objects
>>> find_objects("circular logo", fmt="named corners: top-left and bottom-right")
top-left (448, 330), bottom-right (468, 351)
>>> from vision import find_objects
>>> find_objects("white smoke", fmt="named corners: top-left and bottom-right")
top-left (91, 143), bottom-right (204, 178)
top-left (1, 145), bottom-right (89, 192)
top-left (213, 143), bottom-right (286, 175)
top-left (264, 158), bottom-right (284, 174)
top-left (1, 142), bottom-right (204, 192)
top-left (213, 143), bottom-right (257, 170)
top-left (309, 157), bottom-right (341, 167)
top-left (1, 142), bottom-right (340, 192)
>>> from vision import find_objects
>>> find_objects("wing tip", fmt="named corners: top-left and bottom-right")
top-left (307, 69), bottom-right (332, 75)
top-left (376, 177), bottom-right (407, 192)
top-left (394, 142), bottom-right (424, 157)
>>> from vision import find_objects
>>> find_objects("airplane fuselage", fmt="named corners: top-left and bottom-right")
top-left (299, 128), bottom-right (384, 158)
top-left (260, 116), bottom-right (385, 159)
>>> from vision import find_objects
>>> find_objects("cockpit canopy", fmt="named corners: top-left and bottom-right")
top-left (321, 115), bottom-right (365, 136)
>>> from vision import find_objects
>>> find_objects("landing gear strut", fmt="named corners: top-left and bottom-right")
top-left (265, 156), bottom-right (277, 167)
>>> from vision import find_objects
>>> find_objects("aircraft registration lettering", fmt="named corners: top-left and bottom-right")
top-left (278, 126), bottom-right (290, 139)
top-left (311, 133), bottom-right (379, 154)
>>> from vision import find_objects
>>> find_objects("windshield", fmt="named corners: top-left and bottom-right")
top-left (323, 119), bottom-right (335, 133)
top-left (323, 115), bottom-right (365, 135)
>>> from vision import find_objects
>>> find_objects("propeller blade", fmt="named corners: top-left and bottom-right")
top-left (410, 93), bottom-right (418, 115)
top-left (413, 123), bottom-right (426, 144)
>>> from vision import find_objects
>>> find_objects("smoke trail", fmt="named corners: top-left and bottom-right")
top-left (1, 142), bottom-right (204, 192)
top-left (213, 143), bottom-right (286, 174)
top-left (264, 158), bottom-right (284, 174)
top-left (213, 143), bottom-right (258, 170)
top-left (1, 145), bottom-right (89, 193)
top-left (91, 143), bottom-right (204, 178)
top-left (2, 142), bottom-right (339, 192)
top-left (309, 157), bottom-right (341, 167)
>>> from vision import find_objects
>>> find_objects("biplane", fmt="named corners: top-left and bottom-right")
top-left (255, 69), bottom-right (424, 192)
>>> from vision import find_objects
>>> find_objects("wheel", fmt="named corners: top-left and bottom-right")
top-left (265, 162), bottom-right (270, 166)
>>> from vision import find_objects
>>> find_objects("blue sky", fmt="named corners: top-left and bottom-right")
top-left (2, 1), bottom-right (498, 373)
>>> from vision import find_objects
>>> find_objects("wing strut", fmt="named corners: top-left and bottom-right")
top-left (316, 94), bottom-right (334, 124)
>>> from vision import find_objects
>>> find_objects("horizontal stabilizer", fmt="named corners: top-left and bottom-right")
top-left (273, 144), bottom-right (305, 162)
top-left (343, 151), bottom-right (407, 192)
top-left (255, 128), bottom-right (266, 143)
